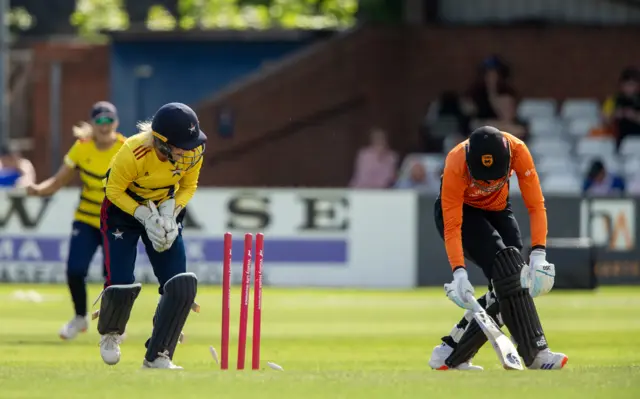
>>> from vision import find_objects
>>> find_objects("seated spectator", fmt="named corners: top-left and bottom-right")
top-left (582, 159), bottom-right (625, 197)
top-left (0, 145), bottom-right (35, 188)
top-left (602, 67), bottom-right (640, 150)
top-left (471, 94), bottom-right (529, 142)
top-left (349, 128), bottom-right (398, 188)
top-left (420, 91), bottom-right (470, 153)
top-left (394, 159), bottom-right (439, 193)
top-left (462, 55), bottom-right (517, 121)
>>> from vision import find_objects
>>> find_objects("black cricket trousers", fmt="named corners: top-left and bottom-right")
top-left (434, 197), bottom-right (524, 282)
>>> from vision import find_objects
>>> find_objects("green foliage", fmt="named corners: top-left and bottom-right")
top-left (70, 0), bottom-right (128, 40)
top-left (69, 0), bottom-right (357, 37)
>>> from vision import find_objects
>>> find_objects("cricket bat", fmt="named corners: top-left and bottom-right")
top-left (467, 296), bottom-right (524, 371)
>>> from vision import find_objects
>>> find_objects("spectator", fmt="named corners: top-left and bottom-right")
top-left (463, 55), bottom-right (517, 121)
top-left (0, 144), bottom-right (35, 188)
top-left (471, 94), bottom-right (529, 142)
top-left (602, 67), bottom-right (640, 149)
top-left (582, 159), bottom-right (625, 197)
top-left (394, 159), bottom-right (440, 193)
top-left (420, 91), bottom-right (470, 153)
top-left (349, 128), bottom-right (398, 188)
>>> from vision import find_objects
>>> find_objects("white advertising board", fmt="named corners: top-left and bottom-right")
top-left (0, 188), bottom-right (418, 288)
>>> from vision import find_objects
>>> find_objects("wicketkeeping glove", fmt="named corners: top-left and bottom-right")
top-left (134, 201), bottom-right (167, 252)
top-left (158, 198), bottom-right (183, 251)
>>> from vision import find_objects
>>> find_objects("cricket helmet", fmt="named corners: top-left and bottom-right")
top-left (151, 102), bottom-right (207, 170)
top-left (465, 126), bottom-right (511, 192)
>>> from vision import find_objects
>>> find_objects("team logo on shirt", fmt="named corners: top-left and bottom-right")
top-left (112, 229), bottom-right (124, 239)
top-left (481, 154), bottom-right (493, 167)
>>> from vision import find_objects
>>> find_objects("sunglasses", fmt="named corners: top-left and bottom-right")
top-left (94, 117), bottom-right (115, 125)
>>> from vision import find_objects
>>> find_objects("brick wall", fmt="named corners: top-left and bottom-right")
top-left (30, 42), bottom-right (109, 180)
top-left (196, 25), bottom-right (640, 187)
top-left (28, 26), bottom-right (640, 187)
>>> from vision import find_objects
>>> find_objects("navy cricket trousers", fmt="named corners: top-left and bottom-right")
top-left (100, 198), bottom-right (188, 294)
top-left (67, 220), bottom-right (107, 278)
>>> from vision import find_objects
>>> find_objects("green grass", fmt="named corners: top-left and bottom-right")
top-left (0, 284), bottom-right (639, 398)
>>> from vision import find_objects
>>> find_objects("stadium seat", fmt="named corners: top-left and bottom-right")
top-left (576, 137), bottom-right (616, 156)
top-left (619, 136), bottom-right (640, 156)
top-left (567, 117), bottom-right (601, 137)
top-left (536, 155), bottom-right (578, 177)
top-left (528, 137), bottom-right (572, 158)
top-left (623, 157), bottom-right (640, 178)
top-left (517, 98), bottom-right (557, 121)
top-left (542, 174), bottom-right (582, 194)
top-left (560, 98), bottom-right (600, 120)
top-left (508, 174), bottom-right (520, 193)
top-left (528, 117), bottom-right (564, 137)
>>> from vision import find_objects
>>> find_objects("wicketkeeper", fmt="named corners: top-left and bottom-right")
top-left (97, 102), bottom-right (206, 369)
top-left (429, 126), bottom-right (568, 371)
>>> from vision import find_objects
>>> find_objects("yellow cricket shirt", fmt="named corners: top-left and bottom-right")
top-left (63, 134), bottom-right (126, 229)
top-left (104, 132), bottom-right (203, 216)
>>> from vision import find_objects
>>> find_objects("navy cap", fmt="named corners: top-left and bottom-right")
top-left (151, 102), bottom-right (207, 150)
top-left (91, 101), bottom-right (118, 121)
top-left (466, 126), bottom-right (511, 181)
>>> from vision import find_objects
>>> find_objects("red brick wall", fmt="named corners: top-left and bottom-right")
top-left (29, 26), bottom-right (640, 186)
top-left (196, 26), bottom-right (640, 187)
top-left (30, 42), bottom-right (109, 180)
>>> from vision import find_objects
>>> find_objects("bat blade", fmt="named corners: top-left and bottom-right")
top-left (471, 300), bottom-right (524, 371)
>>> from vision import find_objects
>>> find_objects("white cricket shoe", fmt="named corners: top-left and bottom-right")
top-left (100, 333), bottom-right (122, 365)
top-left (142, 350), bottom-right (183, 369)
top-left (429, 343), bottom-right (484, 370)
top-left (59, 315), bottom-right (88, 340)
top-left (528, 348), bottom-right (568, 370)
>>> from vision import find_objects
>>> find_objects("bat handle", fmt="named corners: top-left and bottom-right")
top-left (466, 295), bottom-right (483, 313)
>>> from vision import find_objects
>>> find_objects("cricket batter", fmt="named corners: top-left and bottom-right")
top-left (27, 102), bottom-right (125, 340)
top-left (428, 126), bottom-right (568, 371)
top-left (97, 102), bottom-right (206, 369)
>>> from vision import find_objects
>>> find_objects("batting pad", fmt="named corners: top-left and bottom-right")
top-left (445, 294), bottom-right (501, 368)
top-left (97, 283), bottom-right (142, 335)
top-left (144, 272), bottom-right (197, 362)
top-left (492, 247), bottom-right (548, 366)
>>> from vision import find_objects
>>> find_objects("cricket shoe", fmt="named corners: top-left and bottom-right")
top-left (100, 333), bottom-right (122, 365)
top-left (527, 349), bottom-right (568, 370)
top-left (59, 315), bottom-right (88, 340)
top-left (142, 350), bottom-right (183, 369)
top-left (429, 343), bottom-right (483, 370)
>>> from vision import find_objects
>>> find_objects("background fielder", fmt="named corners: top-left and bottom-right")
top-left (26, 102), bottom-right (125, 340)
top-left (97, 102), bottom-right (206, 369)
top-left (429, 126), bottom-right (568, 371)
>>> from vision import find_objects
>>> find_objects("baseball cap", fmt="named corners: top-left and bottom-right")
top-left (466, 126), bottom-right (511, 182)
top-left (151, 102), bottom-right (207, 150)
top-left (91, 101), bottom-right (118, 123)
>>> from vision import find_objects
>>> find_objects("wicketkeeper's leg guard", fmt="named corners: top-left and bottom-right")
top-left (97, 283), bottom-right (142, 335)
top-left (445, 291), bottom-right (502, 368)
top-left (493, 247), bottom-right (548, 366)
top-left (144, 272), bottom-right (197, 362)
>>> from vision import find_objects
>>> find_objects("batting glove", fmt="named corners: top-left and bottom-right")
top-left (522, 248), bottom-right (555, 297)
top-left (444, 268), bottom-right (475, 310)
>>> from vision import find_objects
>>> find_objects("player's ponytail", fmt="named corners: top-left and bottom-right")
top-left (72, 121), bottom-right (93, 140)
top-left (136, 120), bottom-right (155, 148)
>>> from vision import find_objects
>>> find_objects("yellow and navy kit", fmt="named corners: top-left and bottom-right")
top-left (63, 134), bottom-right (126, 228)
top-left (104, 132), bottom-right (203, 215)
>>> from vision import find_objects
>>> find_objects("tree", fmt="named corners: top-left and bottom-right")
top-left (69, 0), bottom-right (358, 37)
